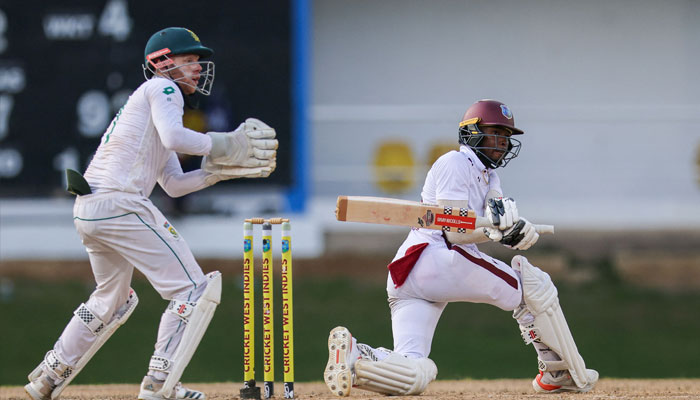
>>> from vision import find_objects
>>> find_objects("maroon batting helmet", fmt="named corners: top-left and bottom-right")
top-left (458, 100), bottom-right (523, 168)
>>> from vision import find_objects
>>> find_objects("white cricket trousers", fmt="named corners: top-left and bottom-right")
top-left (53, 191), bottom-right (207, 373)
top-left (386, 239), bottom-right (522, 359)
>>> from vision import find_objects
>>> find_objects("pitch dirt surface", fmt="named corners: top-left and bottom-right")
top-left (3, 379), bottom-right (700, 399)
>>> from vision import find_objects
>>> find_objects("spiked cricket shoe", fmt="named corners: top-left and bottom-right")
top-left (324, 326), bottom-right (356, 397)
top-left (138, 375), bottom-right (206, 399)
top-left (533, 369), bottom-right (599, 393)
top-left (24, 371), bottom-right (57, 400)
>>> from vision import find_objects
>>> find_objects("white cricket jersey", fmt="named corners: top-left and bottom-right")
top-left (411, 145), bottom-right (503, 246)
top-left (84, 77), bottom-right (213, 198)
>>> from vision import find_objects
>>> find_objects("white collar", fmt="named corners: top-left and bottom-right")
top-left (459, 145), bottom-right (489, 171)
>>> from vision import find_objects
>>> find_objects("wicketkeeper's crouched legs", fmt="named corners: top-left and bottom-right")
top-left (25, 288), bottom-right (139, 400)
top-left (511, 255), bottom-right (598, 393)
top-left (138, 271), bottom-right (222, 400)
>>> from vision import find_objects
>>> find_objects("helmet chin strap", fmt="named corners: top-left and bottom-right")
top-left (183, 92), bottom-right (200, 109)
top-left (157, 68), bottom-right (197, 97)
top-left (158, 63), bottom-right (213, 96)
top-left (475, 150), bottom-right (500, 170)
top-left (170, 80), bottom-right (201, 109)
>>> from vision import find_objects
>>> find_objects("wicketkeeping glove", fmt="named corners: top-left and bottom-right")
top-left (203, 160), bottom-right (277, 185)
top-left (207, 118), bottom-right (278, 167)
top-left (499, 217), bottom-right (539, 250)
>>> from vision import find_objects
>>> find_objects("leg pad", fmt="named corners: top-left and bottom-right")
top-left (28, 289), bottom-right (139, 399)
top-left (157, 271), bottom-right (222, 399)
top-left (354, 352), bottom-right (436, 395)
top-left (512, 255), bottom-right (592, 388)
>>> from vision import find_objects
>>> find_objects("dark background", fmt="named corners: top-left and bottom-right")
top-left (0, 0), bottom-right (291, 196)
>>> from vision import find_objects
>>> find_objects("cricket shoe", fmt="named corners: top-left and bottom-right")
top-left (532, 369), bottom-right (599, 393)
top-left (24, 371), bottom-right (57, 400)
top-left (138, 375), bottom-right (206, 399)
top-left (324, 326), bottom-right (360, 397)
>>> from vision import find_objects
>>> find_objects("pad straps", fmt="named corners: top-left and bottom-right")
top-left (167, 299), bottom-right (198, 323)
top-left (538, 358), bottom-right (570, 373)
top-left (149, 355), bottom-right (173, 372)
top-left (74, 303), bottom-right (106, 336)
top-left (44, 350), bottom-right (73, 380)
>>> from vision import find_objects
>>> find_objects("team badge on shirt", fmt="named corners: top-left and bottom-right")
top-left (163, 221), bottom-right (179, 239)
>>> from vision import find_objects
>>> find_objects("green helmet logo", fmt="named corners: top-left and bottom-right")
top-left (186, 29), bottom-right (200, 43)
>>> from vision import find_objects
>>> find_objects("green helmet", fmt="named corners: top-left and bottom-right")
top-left (143, 27), bottom-right (215, 96)
top-left (144, 27), bottom-right (213, 66)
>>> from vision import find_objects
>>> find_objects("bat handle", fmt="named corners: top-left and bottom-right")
top-left (476, 218), bottom-right (554, 235)
top-left (534, 224), bottom-right (554, 235)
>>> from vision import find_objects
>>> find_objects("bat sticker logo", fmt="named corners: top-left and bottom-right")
top-left (420, 210), bottom-right (435, 227)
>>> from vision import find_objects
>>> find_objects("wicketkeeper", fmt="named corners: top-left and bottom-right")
top-left (324, 100), bottom-right (598, 396)
top-left (25, 27), bottom-right (278, 400)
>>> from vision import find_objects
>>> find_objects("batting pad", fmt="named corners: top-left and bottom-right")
top-left (28, 289), bottom-right (139, 399)
top-left (513, 255), bottom-right (590, 388)
top-left (354, 353), bottom-right (437, 395)
top-left (158, 271), bottom-right (222, 399)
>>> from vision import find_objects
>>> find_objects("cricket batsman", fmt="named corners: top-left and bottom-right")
top-left (24, 27), bottom-right (278, 400)
top-left (324, 100), bottom-right (599, 396)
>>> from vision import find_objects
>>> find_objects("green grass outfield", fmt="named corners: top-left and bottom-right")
top-left (3, 272), bottom-right (700, 385)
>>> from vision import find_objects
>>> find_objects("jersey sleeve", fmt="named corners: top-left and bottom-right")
top-left (145, 79), bottom-right (212, 156)
top-left (432, 152), bottom-right (472, 202)
top-left (158, 152), bottom-right (214, 197)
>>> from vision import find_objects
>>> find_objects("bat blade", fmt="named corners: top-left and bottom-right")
top-left (335, 195), bottom-right (554, 235)
top-left (336, 195), bottom-right (477, 231)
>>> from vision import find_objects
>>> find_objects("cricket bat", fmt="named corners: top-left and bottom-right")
top-left (335, 195), bottom-right (554, 234)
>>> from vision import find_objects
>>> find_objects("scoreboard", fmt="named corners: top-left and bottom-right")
top-left (0, 0), bottom-right (293, 197)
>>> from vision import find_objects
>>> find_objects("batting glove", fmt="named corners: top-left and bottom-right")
top-left (485, 197), bottom-right (519, 230)
top-left (500, 218), bottom-right (539, 250)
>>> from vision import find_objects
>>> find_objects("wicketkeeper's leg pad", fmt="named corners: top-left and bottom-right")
top-left (27, 289), bottom-right (139, 399)
top-left (511, 255), bottom-right (594, 389)
top-left (354, 352), bottom-right (437, 396)
top-left (148, 271), bottom-right (222, 399)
